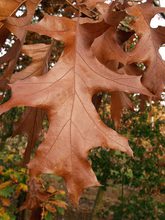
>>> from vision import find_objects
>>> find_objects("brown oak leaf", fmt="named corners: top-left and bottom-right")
top-left (11, 43), bottom-right (52, 164)
top-left (13, 107), bottom-right (45, 165)
top-left (92, 2), bottom-right (128, 66)
top-left (0, 0), bottom-right (25, 21)
top-left (0, 0), bottom-right (41, 78)
top-left (0, 14), bottom-right (150, 204)
top-left (11, 43), bottom-right (52, 82)
top-left (91, 1), bottom-right (165, 123)
top-left (93, 1), bottom-right (165, 96)
top-left (111, 91), bottom-right (133, 128)
top-left (125, 1), bottom-right (165, 96)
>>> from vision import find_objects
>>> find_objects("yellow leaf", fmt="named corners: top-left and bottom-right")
top-left (15, 183), bottom-right (28, 198)
top-left (0, 207), bottom-right (5, 216)
top-left (0, 181), bottom-right (11, 190)
top-left (56, 190), bottom-right (65, 196)
top-left (5, 154), bottom-right (14, 162)
top-left (10, 174), bottom-right (18, 183)
top-left (19, 183), bottom-right (28, 192)
top-left (47, 186), bottom-right (56, 194)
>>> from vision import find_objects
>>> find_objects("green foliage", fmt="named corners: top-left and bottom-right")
top-left (110, 195), bottom-right (164, 220)
top-left (0, 145), bottom-right (27, 219)
top-left (0, 108), bottom-right (66, 219)
top-left (90, 95), bottom-right (165, 219)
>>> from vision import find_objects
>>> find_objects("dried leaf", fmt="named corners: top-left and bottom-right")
top-left (1, 0), bottom-right (41, 40)
top-left (0, 0), bottom-right (25, 21)
top-left (13, 108), bottom-right (45, 165)
top-left (94, 1), bottom-right (165, 96)
top-left (111, 91), bottom-right (133, 128)
top-left (11, 43), bottom-right (51, 164)
top-left (92, 2), bottom-right (134, 66)
top-left (11, 43), bottom-right (52, 82)
top-left (0, 14), bottom-right (151, 204)
top-left (125, 1), bottom-right (165, 96)
top-left (0, 0), bottom-right (41, 79)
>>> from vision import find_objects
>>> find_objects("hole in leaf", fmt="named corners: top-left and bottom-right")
top-left (118, 62), bottom-right (124, 69)
top-left (154, 0), bottom-right (165, 15)
top-left (123, 33), bottom-right (139, 52)
top-left (123, 62), bottom-right (147, 76)
top-left (0, 26), bottom-right (11, 47)
top-left (160, 92), bottom-right (165, 106)
top-left (118, 15), bottom-right (135, 32)
top-left (136, 62), bottom-right (147, 71)
top-left (42, 114), bottom-right (49, 137)
top-left (116, 30), bottom-right (135, 46)
top-left (14, 53), bottom-right (32, 72)
top-left (48, 41), bottom-right (64, 70)
top-left (41, 0), bottom-right (65, 15)
top-left (0, 33), bottom-right (18, 59)
top-left (0, 86), bottom-right (11, 105)
top-left (41, 0), bottom-right (76, 18)
top-left (159, 45), bottom-right (165, 60)
top-left (92, 93), bottom-right (103, 112)
top-left (0, 62), bottom-right (8, 76)
top-left (127, 0), bottom-right (147, 5)
top-left (25, 32), bottom-right (52, 44)
top-left (150, 13), bottom-right (165, 28)
top-left (117, 15), bottom-right (140, 52)
top-left (14, 4), bottom-right (27, 18)
top-left (32, 4), bottom-right (44, 23)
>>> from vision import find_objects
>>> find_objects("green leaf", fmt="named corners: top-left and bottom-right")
top-left (0, 186), bottom-right (14, 198)
top-left (44, 212), bottom-right (53, 220)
